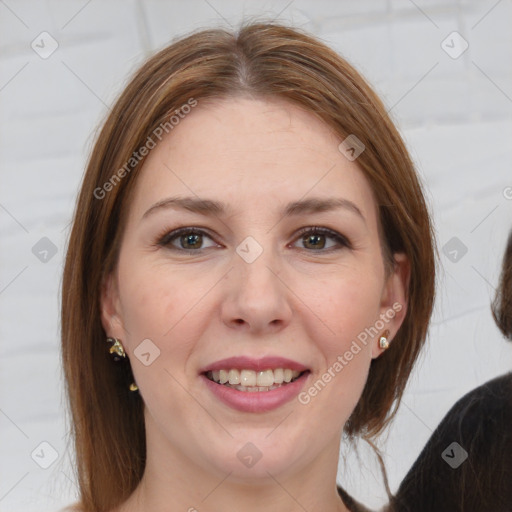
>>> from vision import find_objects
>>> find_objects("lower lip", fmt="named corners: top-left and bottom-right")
top-left (200, 372), bottom-right (310, 413)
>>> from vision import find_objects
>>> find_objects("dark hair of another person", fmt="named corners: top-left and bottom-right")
top-left (492, 229), bottom-right (512, 340)
top-left (390, 228), bottom-right (512, 512)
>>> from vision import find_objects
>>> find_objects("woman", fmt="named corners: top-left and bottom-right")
top-left (391, 230), bottom-right (512, 512)
top-left (61, 22), bottom-right (436, 512)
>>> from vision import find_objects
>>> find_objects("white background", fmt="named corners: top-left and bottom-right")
top-left (1, 1), bottom-right (512, 510)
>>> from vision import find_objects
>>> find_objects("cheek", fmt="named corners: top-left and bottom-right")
top-left (294, 269), bottom-right (382, 413)
top-left (304, 269), bottom-right (383, 350)
top-left (116, 258), bottom-right (216, 381)
top-left (117, 257), bottom-right (196, 338)
top-left (118, 273), bottom-right (169, 337)
top-left (116, 262), bottom-right (201, 408)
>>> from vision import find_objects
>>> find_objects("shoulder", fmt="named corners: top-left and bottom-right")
top-left (442, 372), bottom-right (512, 433)
top-left (457, 371), bottom-right (512, 404)
top-left (408, 372), bottom-right (512, 458)
top-left (392, 372), bottom-right (512, 511)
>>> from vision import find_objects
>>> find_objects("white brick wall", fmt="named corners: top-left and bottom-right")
top-left (1, 1), bottom-right (511, 510)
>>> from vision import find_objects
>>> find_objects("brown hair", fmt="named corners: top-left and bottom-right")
top-left (61, 21), bottom-right (436, 511)
top-left (492, 229), bottom-right (512, 339)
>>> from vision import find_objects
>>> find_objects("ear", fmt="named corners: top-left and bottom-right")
top-left (100, 271), bottom-right (126, 339)
top-left (372, 252), bottom-right (410, 358)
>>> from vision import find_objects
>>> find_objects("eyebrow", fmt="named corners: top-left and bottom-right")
top-left (141, 196), bottom-right (366, 223)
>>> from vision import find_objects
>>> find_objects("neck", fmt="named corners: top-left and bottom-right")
top-left (124, 473), bottom-right (349, 512)
top-left (115, 426), bottom-right (350, 512)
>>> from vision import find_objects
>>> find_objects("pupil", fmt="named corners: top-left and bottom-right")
top-left (182, 233), bottom-right (201, 249)
top-left (304, 234), bottom-right (325, 249)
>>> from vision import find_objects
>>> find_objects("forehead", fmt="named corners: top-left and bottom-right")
top-left (128, 96), bottom-right (378, 225)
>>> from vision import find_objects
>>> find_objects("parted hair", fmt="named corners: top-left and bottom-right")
top-left (61, 21), bottom-right (436, 511)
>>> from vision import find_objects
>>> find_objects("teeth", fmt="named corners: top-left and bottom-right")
top-left (273, 368), bottom-right (284, 384)
top-left (228, 369), bottom-right (240, 385)
top-left (257, 369), bottom-right (274, 387)
top-left (207, 368), bottom-right (302, 389)
top-left (240, 369), bottom-right (256, 387)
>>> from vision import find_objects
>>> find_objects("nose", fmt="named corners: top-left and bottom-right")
top-left (221, 249), bottom-right (293, 335)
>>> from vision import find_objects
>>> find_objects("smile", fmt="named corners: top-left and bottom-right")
top-left (205, 368), bottom-right (303, 392)
top-left (199, 356), bottom-right (311, 412)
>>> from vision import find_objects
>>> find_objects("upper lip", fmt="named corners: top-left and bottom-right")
top-left (199, 356), bottom-right (309, 373)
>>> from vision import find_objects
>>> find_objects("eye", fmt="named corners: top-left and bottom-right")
top-left (156, 226), bottom-right (351, 254)
top-left (157, 227), bottom-right (219, 252)
top-left (292, 227), bottom-right (351, 252)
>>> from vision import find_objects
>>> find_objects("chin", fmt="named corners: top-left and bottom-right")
top-left (199, 434), bottom-right (308, 482)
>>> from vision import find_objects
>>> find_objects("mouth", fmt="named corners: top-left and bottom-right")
top-left (199, 356), bottom-right (311, 412)
top-left (203, 368), bottom-right (308, 392)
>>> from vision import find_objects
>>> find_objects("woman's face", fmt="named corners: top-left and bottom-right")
top-left (101, 97), bottom-right (408, 482)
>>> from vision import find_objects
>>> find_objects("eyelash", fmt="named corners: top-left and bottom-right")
top-left (156, 226), bottom-right (352, 254)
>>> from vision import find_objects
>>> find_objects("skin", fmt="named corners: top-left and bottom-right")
top-left (101, 96), bottom-right (409, 512)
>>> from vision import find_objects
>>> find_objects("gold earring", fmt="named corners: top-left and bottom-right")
top-left (379, 330), bottom-right (390, 350)
top-left (106, 338), bottom-right (139, 392)
top-left (106, 337), bottom-right (126, 359)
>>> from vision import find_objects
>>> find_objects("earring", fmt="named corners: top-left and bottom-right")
top-left (379, 330), bottom-right (390, 350)
top-left (106, 337), bottom-right (126, 360)
top-left (106, 337), bottom-right (139, 392)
